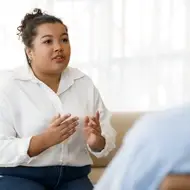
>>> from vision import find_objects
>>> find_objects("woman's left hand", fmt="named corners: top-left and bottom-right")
top-left (84, 111), bottom-right (105, 152)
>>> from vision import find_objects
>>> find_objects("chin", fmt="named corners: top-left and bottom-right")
top-left (54, 64), bottom-right (68, 73)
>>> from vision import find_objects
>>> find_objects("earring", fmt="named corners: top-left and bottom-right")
top-left (29, 57), bottom-right (32, 63)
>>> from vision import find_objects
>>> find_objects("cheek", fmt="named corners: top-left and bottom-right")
top-left (65, 43), bottom-right (71, 52)
top-left (66, 46), bottom-right (71, 57)
top-left (40, 49), bottom-right (53, 60)
top-left (67, 49), bottom-right (71, 57)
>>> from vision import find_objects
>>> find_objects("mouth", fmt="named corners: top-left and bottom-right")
top-left (52, 55), bottom-right (66, 63)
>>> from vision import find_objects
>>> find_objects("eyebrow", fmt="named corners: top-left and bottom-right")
top-left (41, 33), bottom-right (68, 39)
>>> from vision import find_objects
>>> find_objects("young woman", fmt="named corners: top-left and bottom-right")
top-left (0, 8), bottom-right (116, 190)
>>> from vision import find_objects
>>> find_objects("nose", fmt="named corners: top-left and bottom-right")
top-left (54, 41), bottom-right (64, 52)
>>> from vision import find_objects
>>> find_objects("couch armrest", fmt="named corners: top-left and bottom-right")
top-left (160, 175), bottom-right (190, 190)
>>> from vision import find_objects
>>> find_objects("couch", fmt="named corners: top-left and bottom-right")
top-left (89, 112), bottom-right (143, 184)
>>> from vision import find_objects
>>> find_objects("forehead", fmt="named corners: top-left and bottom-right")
top-left (36, 23), bottom-right (67, 37)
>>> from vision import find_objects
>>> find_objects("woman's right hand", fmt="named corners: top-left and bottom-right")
top-left (43, 113), bottom-right (79, 147)
top-left (28, 113), bottom-right (79, 157)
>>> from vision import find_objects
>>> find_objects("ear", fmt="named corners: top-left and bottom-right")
top-left (25, 47), bottom-right (33, 60)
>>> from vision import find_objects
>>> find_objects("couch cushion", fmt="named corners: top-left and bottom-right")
top-left (88, 167), bottom-right (104, 184)
top-left (91, 112), bottom-right (143, 167)
top-left (160, 175), bottom-right (190, 190)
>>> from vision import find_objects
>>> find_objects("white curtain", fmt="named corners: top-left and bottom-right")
top-left (0, 0), bottom-right (190, 111)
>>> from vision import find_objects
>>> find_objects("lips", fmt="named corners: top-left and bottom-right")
top-left (52, 55), bottom-right (66, 62)
top-left (53, 55), bottom-right (65, 59)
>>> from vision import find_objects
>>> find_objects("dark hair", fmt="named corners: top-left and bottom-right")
top-left (17, 8), bottom-right (67, 65)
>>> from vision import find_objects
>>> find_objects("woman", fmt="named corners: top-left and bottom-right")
top-left (0, 8), bottom-right (116, 190)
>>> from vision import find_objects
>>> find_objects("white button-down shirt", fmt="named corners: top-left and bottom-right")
top-left (0, 65), bottom-right (116, 167)
top-left (95, 106), bottom-right (190, 190)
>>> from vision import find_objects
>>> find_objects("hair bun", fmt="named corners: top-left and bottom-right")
top-left (17, 8), bottom-right (44, 38)
top-left (32, 8), bottom-right (43, 16)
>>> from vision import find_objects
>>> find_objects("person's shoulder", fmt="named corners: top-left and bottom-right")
top-left (0, 65), bottom-right (29, 97)
top-left (0, 69), bottom-right (18, 105)
top-left (0, 70), bottom-right (15, 94)
top-left (66, 67), bottom-right (93, 83)
top-left (136, 104), bottom-right (190, 129)
top-left (125, 104), bottom-right (190, 145)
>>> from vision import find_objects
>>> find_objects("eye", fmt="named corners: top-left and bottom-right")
top-left (44, 39), bottom-right (52, 44)
top-left (61, 38), bottom-right (69, 43)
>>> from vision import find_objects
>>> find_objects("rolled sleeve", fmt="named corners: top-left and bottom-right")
top-left (17, 136), bottom-right (33, 164)
top-left (87, 126), bottom-right (116, 158)
top-left (0, 136), bottom-right (33, 167)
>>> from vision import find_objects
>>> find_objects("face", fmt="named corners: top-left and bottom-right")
top-left (26, 22), bottom-right (71, 75)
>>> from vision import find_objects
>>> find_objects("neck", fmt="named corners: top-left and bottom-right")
top-left (31, 67), bottom-right (61, 93)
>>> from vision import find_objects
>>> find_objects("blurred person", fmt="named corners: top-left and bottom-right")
top-left (95, 105), bottom-right (190, 190)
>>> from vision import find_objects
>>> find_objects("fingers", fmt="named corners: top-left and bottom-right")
top-left (61, 125), bottom-right (76, 137)
top-left (50, 114), bottom-right (79, 134)
top-left (51, 113), bottom-right (71, 127)
top-left (87, 111), bottom-right (100, 126)
top-left (50, 114), bottom-right (60, 124)
top-left (60, 116), bottom-right (79, 128)
top-left (60, 120), bottom-right (79, 141)
top-left (88, 119), bottom-right (96, 125)
top-left (88, 121), bottom-right (101, 132)
top-left (84, 116), bottom-right (89, 125)
top-left (84, 117), bottom-right (101, 138)
top-left (84, 127), bottom-right (100, 136)
top-left (47, 114), bottom-right (79, 145)
top-left (60, 120), bottom-right (79, 134)
top-left (95, 111), bottom-right (100, 122)
top-left (84, 112), bottom-right (101, 137)
top-left (61, 129), bottom-right (76, 141)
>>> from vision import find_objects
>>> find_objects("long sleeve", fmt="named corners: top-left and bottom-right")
top-left (0, 95), bottom-right (32, 167)
top-left (87, 82), bottom-right (116, 158)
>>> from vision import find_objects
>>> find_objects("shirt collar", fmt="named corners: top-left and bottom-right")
top-left (12, 65), bottom-right (85, 94)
